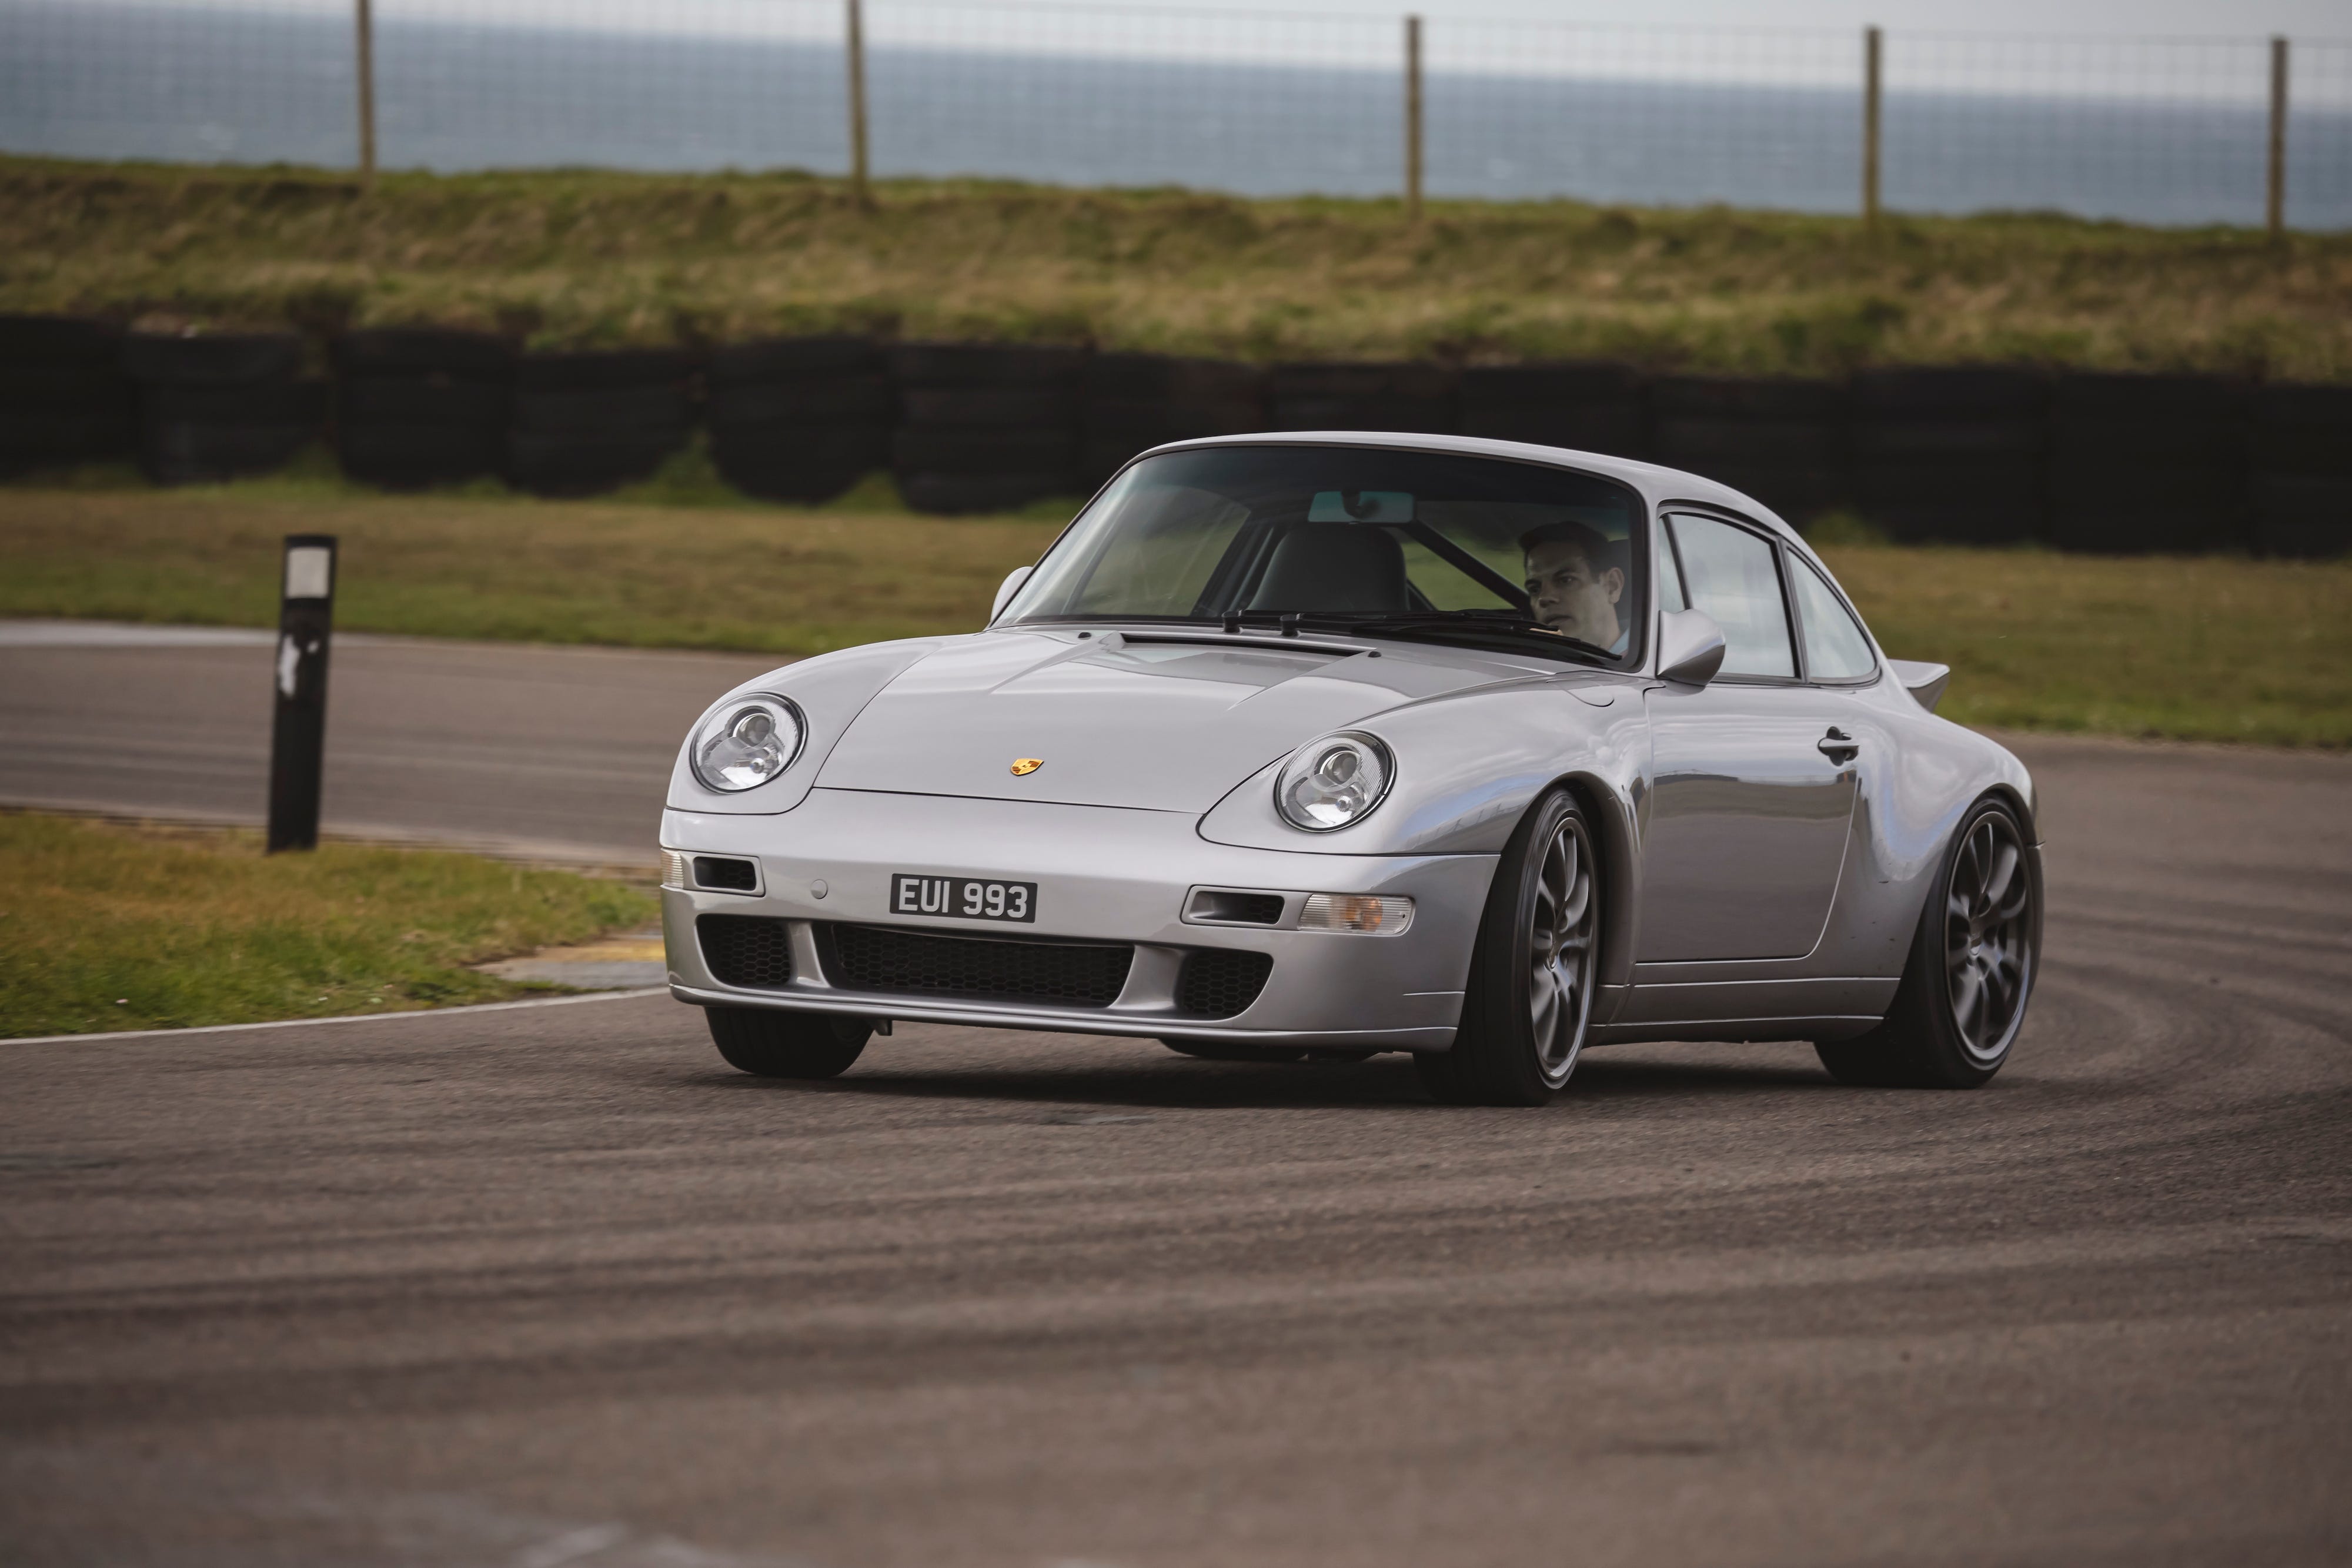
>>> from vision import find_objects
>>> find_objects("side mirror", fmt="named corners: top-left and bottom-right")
top-left (1888, 658), bottom-right (1952, 713)
top-left (989, 566), bottom-right (1033, 624)
top-left (1656, 609), bottom-right (1727, 686)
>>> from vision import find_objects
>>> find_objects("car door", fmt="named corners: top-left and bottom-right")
top-left (1638, 511), bottom-right (1862, 962)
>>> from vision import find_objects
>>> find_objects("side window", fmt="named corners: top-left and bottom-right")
top-left (1665, 515), bottom-right (1795, 679)
top-left (1656, 529), bottom-right (1689, 613)
top-left (1789, 555), bottom-right (1877, 681)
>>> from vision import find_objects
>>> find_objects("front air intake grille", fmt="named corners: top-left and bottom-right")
top-left (698, 914), bottom-right (794, 989)
top-left (823, 924), bottom-right (1132, 1007)
top-left (691, 855), bottom-right (759, 892)
top-left (1178, 950), bottom-right (1274, 1018)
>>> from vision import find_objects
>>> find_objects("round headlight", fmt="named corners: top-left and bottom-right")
top-left (690, 694), bottom-right (804, 793)
top-left (1275, 733), bottom-right (1394, 833)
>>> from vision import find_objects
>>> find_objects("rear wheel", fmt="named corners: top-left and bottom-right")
top-left (1416, 789), bottom-right (1599, 1107)
top-left (1816, 795), bottom-right (2039, 1089)
top-left (706, 1007), bottom-right (871, 1079)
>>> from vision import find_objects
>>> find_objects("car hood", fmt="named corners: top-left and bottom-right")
top-left (814, 629), bottom-right (1545, 813)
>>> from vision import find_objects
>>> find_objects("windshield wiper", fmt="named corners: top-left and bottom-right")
top-left (1269, 611), bottom-right (1619, 664)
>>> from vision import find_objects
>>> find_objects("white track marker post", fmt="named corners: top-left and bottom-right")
top-left (847, 0), bottom-right (871, 208)
top-left (1862, 25), bottom-right (1883, 233)
top-left (355, 0), bottom-right (376, 192)
top-left (1405, 15), bottom-right (1424, 222)
top-left (268, 536), bottom-right (337, 854)
top-left (2267, 36), bottom-right (2288, 242)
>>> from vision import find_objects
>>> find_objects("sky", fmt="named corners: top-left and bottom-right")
top-left (1108, 0), bottom-right (2348, 36)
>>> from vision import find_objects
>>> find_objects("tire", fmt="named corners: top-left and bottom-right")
top-left (894, 426), bottom-right (1077, 473)
top-left (513, 385), bottom-right (692, 433)
top-left (121, 332), bottom-right (305, 387)
top-left (1461, 362), bottom-right (1639, 405)
top-left (2249, 473), bottom-right (2352, 559)
top-left (1651, 375), bottom-right (1842, 420)
top-left (1085, 353), bottom-right (1263, 403)
top-left (1850, 366), bottom-right (2045, 419)
top-left (1415, 789), bottom-right (1601, 1107)
top-left (1459, 403), bottom-right (1646, 456)
top-left (707, 375), bottom-right (893, 424)
top-left (901, 386), bottom-right (1076, 426)
top-left (332, 328), bottom-right (516, 380)
top-left (1817, 795), bottom-right (2040, 1089)
top-left (706, 1007), bottom-right (871, 1079)
top-left (898, 471), bottom-right (1080, 514)
top-left (1268, 395), bottom-right (1455, 434)
top-left (506, 427), bottom-right (686, 496)
top-left (709, 336), bottom-right (880, 384)
top-left (339, 374), bottom-right (512, 424)
top-left (890, 343), bottom-right (1086, 387)
top-left (514, 349), bottom-right (698, 394)
top-left (0, 314), bottom-right (123, 367)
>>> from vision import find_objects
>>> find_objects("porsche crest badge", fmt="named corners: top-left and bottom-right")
top-left (1010, 758), bottom-right (1044, 776)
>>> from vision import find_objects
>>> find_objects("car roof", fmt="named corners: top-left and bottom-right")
top-left (1138, 430), bottom-right (1807, 550)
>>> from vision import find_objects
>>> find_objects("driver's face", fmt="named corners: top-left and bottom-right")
top-left (1524, 540), bottom-right (1625, 647)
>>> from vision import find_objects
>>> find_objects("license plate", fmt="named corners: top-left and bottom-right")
top-left (890, 872), bottom-right (1036, 924)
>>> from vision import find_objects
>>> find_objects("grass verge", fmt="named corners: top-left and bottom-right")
top-left (6, 155), bottom-right (2350, 377)
top-left (1, 477), bottom-right (2344, 744)
top-left (0, 450), bottom-right (1067, 656)
top-left (0, 813), bottom-right (659, 1038)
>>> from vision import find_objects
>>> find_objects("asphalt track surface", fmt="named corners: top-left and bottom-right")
top-left (4, 626), bottom-right (2351, 1566)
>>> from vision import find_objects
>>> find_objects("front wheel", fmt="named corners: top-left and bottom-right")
top-left (1416, 788), bottom-right (1601, 1107)
top-left (706, 1007), bottom-right (871, 1079)
top-left (1816, 795), bottom-right (2040, 1089)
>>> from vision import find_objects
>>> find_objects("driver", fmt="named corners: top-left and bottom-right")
top-left (1520, 520), bottom-right (1628, 653)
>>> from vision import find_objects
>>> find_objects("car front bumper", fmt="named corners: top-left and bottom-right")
top-left (660, 788), bottom-right (1495, 1050)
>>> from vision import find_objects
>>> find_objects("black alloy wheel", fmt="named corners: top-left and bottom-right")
top-left (1817, 795), bottom-right (2040, 1089)
top-left (1417, 789), bottom-right (1600, 1106)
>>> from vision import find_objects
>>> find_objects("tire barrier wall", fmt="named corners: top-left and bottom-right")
top-left (333, 328), bottom-right (515, 491)
top-left (891, 343), bottom-right (1087, 514)
top-left (0, 317), bottom-right (134, 479)
top-left (0, 316), bottom-right (2343, 556)
top-left (709, 337), bottom-right (890, 504)
top-left (121, 330), bottom-right (320, 486)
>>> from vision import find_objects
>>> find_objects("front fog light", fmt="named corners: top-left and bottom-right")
top-left (690, 693), bottom-right (804, 792)
top-left (1298, 893), bottom-right (1414, 935)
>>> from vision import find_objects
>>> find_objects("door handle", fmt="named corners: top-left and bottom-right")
top-left (1818, 727), bottom-right (1860, 765)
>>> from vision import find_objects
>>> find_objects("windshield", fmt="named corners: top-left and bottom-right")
top-left (1003, 444), bottom-right (1647, 664)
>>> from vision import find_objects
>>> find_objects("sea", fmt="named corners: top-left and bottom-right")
top-left (4, 1), bottom-right (2347, 228)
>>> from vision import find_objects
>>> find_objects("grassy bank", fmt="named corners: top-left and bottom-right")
top-left (2, 476), bottom-right (2345, 744)
top-left (0, 454), bottom-right (1061, 655)
top-left (6, 156), bottom-right (2351, 378)
top-left (0, 813), bottom-right (657, 1038)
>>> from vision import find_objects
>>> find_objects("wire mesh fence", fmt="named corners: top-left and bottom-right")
top-left (1, 0), bottom-right (2347, 229)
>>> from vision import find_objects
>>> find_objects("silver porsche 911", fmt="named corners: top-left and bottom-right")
top-left (659, 433), bottom-right (2042, 1105)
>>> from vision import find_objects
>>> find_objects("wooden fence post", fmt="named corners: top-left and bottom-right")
top-left (1862, 25), bottom-right (1882, 232)
top-left (2268, 36), bottom-right (2289, 241)
top-left (847, 0), bottom-right (872, 208)
top-left (1405, 15), bottom-right (1424, 222)
top-left (355, 0), bottom-right (376, 192)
